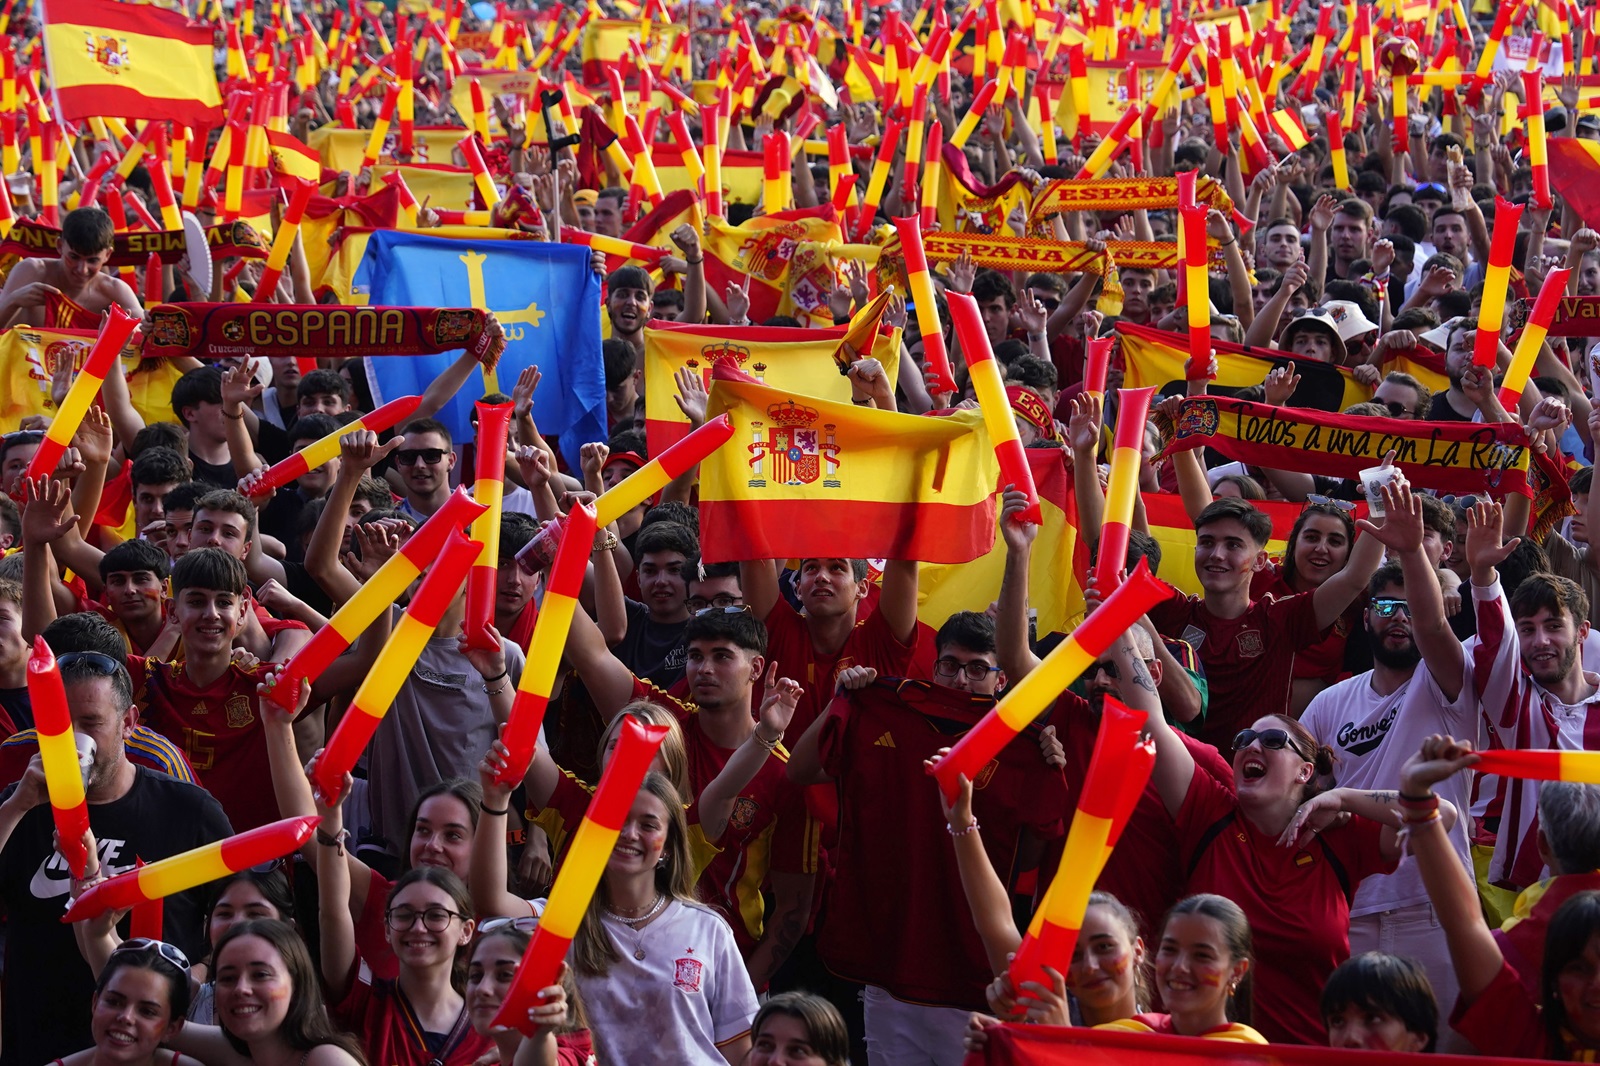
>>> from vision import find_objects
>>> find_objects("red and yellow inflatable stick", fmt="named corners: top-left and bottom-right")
top-left (493, 502), bottom-right (598, 786)
top-left (856, 117), bottom-right (905, 241)
top-left (1139, 38), bottom-right (1197, 130)
top-left (1095, 387), bottom-right (1156, 591)
top-left (264, 489), bottom-right (488, 712)
top-left (762, 131), bottom-right (792, 213)
top-left (1474, 749), bottom-right (1600, 783)
top-left (310, 532), bottom-right (480, 803)
top-left (489, 715), bottom-right (670, 1033)
top-left (1010, 699), bottom-right (1154, 991)
top-left (920, 119), bottom-right (943, 229)
top-left (63, 816), bottom-right (321, 924)
top-left (949, 80), bottom-right (997, 150)
top-left (1525, 72), bottom-right (1552, 208)
top-left (1073, 106), bottom-right (1140, 178)
top-left (949, 291), bottom-right (1040, 523)
top-left (247, 396), bottom-right (422, 497)
top-left (27, 638), bottom-right (90, 878)
top-left (254, 181), bottom-right (316, 301)
top-left (1474, 197), bottom-right (1524, 368)
top-left (704, 101), bottom-right (724, 218)
top-left (460, 134), bottom-right (501, 208)
top-left (893, 215), bottom-right (958, 396)
top-left (464, 401), bottom-right (514, 653)
top-left (1326, 109), bottom-right (1349, 191)
top-left (1180, 205), bottom-right (1212, 380)
top-left (931, 559), bottom-right (1171, 801)
top-left (1084, 336), bottom-right (1112, 399)
top-left (360, 88), bottom-right (398, 171)
top-left (1499, 269), bottom-right (1570, 408)
top-left (25, 307), bottom-right (140, 481)
top-left (594, 415), bottom-right (736, 528)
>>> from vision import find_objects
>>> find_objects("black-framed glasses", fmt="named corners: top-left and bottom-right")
top-left (386, 906), bottom-right (465, 932)
top-left (1232, 727), bottom-right (1309, 761)
top-left (934, 657), bottom-right (1003, 681)
top-left (694, 604), bottom-right (752, 617)
top-left (479, 915), bottom-right (540, 934)
top-left (112, 938), bottom-right (191, 974)
top-left (686, 595), bottom-right (744, 613)
top-left (395, 448), bottom-right (448, 467)
top-left (1370, 598), bottom-right (1411, 619)
top-left (57, 651), bottom-right (124, 675)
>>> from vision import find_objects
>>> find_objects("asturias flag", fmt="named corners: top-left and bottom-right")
top-left (40, 0), bottom-right (223, 128)
top-left (352, 231), bottom-right (605, 469)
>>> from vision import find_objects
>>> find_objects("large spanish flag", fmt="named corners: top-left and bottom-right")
top-left (0, 324), bottom-right (174, 433)
top-left (41, 0), bottom-right (222, 128)
top-left (918, 447), bottom-right (1089, 633)
top-left (643, 319), bottom-right (903, 455)
top-left (699, 375), bottom-right (998, 564)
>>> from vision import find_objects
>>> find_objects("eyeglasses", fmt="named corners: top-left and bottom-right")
top-left (386, 906), bottom-right (465, 932)
top-left (693, 604), bottom-right (752, 617)
top-left (1087, 658), bottom-right (1158, 681)
top-left (1370, 597), bottom-right (1411, 619)
top-left (394, 448), bottom-right (448, 467)
top-left (57, 651), bottom-right (124, 674)
top-left (479, 915), bottom-right (540, 934)
top-left (686, 595), bottom-right (744, 613)
top-left (934, 657), bottom-right (1003, 681)
top-left (1232, 727), bottom-right (1310, 761)
top-left (112, 938), bottom-right (191, 974)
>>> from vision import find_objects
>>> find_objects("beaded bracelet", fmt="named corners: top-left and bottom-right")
top-left (947, 820), bottom-right (980, 837)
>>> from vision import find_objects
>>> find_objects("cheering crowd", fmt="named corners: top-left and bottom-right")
top-left (6, 0), bottom-right (1600, 1063)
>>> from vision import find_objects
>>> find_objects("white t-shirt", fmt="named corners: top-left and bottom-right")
top-left (1301, 659), bottom-right (1475, 917)
top-left (575, 900), bottom-right (758, 1066)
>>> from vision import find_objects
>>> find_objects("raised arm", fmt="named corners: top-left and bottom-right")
top-left (471, 737), bottom-right (539, 920)
top-left (313, 763), bottom-right (359, 1003)
top-left (1361, 480), bottom-right (1466, 701)
top-left (306, 431), bottom-right (402, 604)
top-left (699, 666), bottom-right (799, 841)
top-left (564, 605), bottom-right (639, 720)
top-left (1115, 626), bottom-right (1193, 816)
top-left (927, 766), bottom-right (1020, 974)
top-left (995, 489), bottom-right (1042, 680)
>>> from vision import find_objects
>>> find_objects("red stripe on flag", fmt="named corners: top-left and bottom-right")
top-left (700, 498), bottom-right (995, 565)
top-left (44, 0), bottom-right (212, 43)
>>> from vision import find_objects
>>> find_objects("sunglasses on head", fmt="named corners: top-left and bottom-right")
top-left (112, 938), bottom-right (191, 974)
top-left (1305, 494), bottom-right (1358, 513)
top-left (57, 651), bottom-right (124, 675)
top-left (1370, 597), bottom-right (1411, 618)
top-left (1232, 727), bottom-right (1310, 761)
top-left (694, 604), bottom-right (752, 617)
top-left (395, 448), bottom-right (448, 466)
top-left (479, 915), bottom-right (540, 934)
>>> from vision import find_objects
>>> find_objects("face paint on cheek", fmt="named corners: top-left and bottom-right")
top-left (1197, 971), bottom-right (1225, 988)
top-left (1100, 954), bottom-right (1129, 978)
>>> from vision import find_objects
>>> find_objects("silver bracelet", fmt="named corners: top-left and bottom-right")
top-left (947, 820), bottom-right (980, 837)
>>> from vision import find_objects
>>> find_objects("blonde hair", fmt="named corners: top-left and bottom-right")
top-left (570, 772), bottom-right (698, 977)
top-left (597, 701), bottom-right (692, 804)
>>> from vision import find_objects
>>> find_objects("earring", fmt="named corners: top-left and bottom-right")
top-left (656, 856), bottom-right (666, 869)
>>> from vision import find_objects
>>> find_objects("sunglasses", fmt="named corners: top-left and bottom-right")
top-left (1370, 597), bottom-right (1411, 618)
top-left (694, 604), bottom-right (752, 617)
top-left (1087, 658), bottom-right (1158, 681)
top-left (1379, 400), bottom-right (1412, 418)
top-left (394, 448), bottom-right (448, 466)
top-left (479, 915), bottom-right (540, 934)
top-left (113, 938), bottom-right (191, 974)
top-left (1035, 297), bottom-right (1061, 312)
top-left (57, 651), bottom-right (124, 675)
top-left (1232, 727), bottom-right (1310, 761)
top-left (1305, 494), bottom-right (1358, 513)
top-left (934, 657), bottom-right (1003, 681)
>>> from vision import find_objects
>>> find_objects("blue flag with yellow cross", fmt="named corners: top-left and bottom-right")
top-left (353, 231), bottom-right (606, 470)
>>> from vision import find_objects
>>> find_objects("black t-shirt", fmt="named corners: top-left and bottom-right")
top-left (283, 559), bottom-right (334, 619)
top-left (1427, 392), bottom-right (1474, 422)
top-left (259, 487), bottom-right (311, 556)
top-left (613, 599), bottom-right (688, 689)
top-left (189, 453), bottom-right (238, 491)
top-left (0, 767), bottom-right (232, 1066)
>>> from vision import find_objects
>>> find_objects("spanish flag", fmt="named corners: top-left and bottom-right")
top-left (40, 0), bottom-right (222, 129)
top-left (1550, 137), bottom-right (1600, 227)
top-left (0, 323), bottom-right (174, 433)
top-left (918, 447), bottom-right (1089, 633)
top-left (699, 374), bottom-right (998, 564)
top-left (304, 126), bottom-right (469, 174)
top-left (266, 129), bottom-right (323, 187)
top-left (700, 204), bottom-right (852, 328)
top-left (579, 19), bottom-right (685, 86)
top-left (642, 319), bottom-right (903, 455)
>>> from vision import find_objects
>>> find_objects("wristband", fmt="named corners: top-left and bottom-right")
top-left (480, 802), bottom-right (510, 817)
top-left (1398, 791), bottom-right (1436, 804)
top-left (316, 827), bottom-right (348, 853)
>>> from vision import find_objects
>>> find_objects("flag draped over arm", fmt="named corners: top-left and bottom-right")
top-left (40, 0), bottom-right (222, 128)
top-left (699, 375), bottom-right (998, 564)
top-left (352, 231), bottom-right (605, 470)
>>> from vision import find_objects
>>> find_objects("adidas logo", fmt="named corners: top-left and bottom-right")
top-left (874, 732), bottom-right (895, 748)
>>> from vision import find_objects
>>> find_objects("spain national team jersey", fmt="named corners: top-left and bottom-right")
top-left (134, 658), bottom-right (279, 830)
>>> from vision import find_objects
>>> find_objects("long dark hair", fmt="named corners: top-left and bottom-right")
top-left (1542, 890), bottom-right (1600, 1057)
top-left (1282, 502), bottom-right (1356, 592)
top-left (211, 919), bottom-right (367, 1063)
top-left (201, 868), bottom-right (296, 965)
top-left (96, 944), bottom-right (191, 1024)
top-left (1165, 895), bottom-right (1254, 1025)
top-left (402, 778), bottom-right (483, 874)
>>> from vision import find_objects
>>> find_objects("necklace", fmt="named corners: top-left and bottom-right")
top-left (602, 894), bottom-right (668, 960)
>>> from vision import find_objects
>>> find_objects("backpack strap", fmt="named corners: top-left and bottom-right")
top-left (1184, 811), bottom-right (1238, 884)
top-left (1316, 835), bottom-right (1354, 904)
